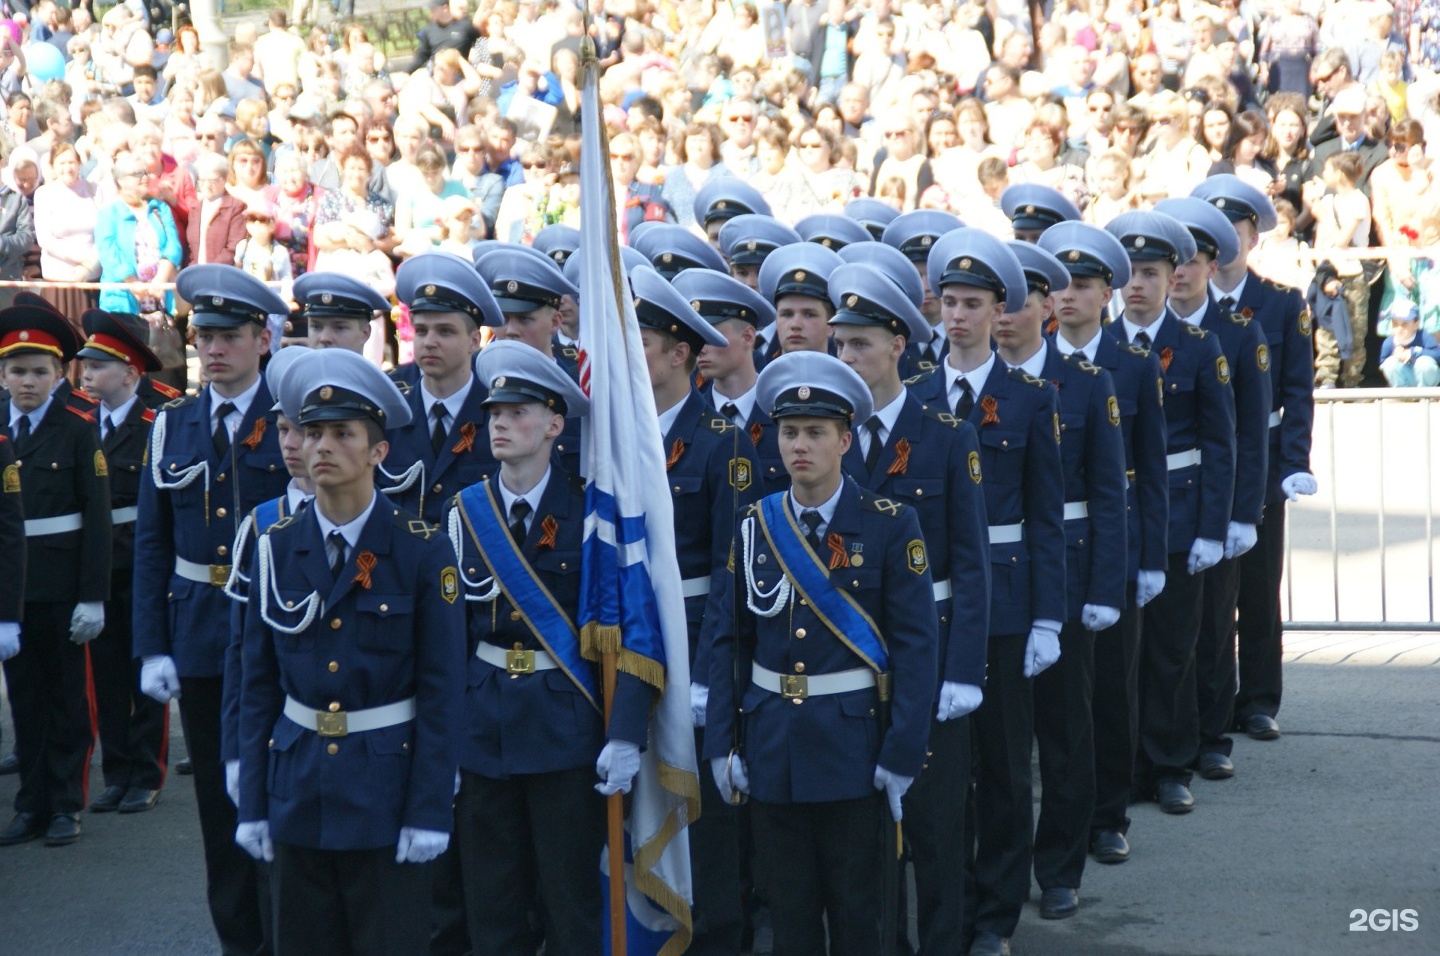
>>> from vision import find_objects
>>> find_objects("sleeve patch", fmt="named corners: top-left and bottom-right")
top-left (1299, 308), bottom-right (1313, 337)
top-left (1107, 395), bottom-right (1120, 427)
top-left (729, 457), bottom-right (752, 491)
top-left (1257, 343), bottom-right (1270, 373)
top-left (907, 539), bottom-right (928, 575)
top-left (1216, 355), bottom-right (1231, 385)
top-left (968, 450), bottom-right (982, 483)
top-left (440, 567), bottom-right (459, 604)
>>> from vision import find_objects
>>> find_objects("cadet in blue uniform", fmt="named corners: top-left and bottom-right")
top-left (295, 270), bottom-right (392, 355)
top-left (913, 229), bottom-right (1066, 956)
top-left (828, 263), bottom-right (991, 956)
top-left (1001, 183), bottom-right (1082, 244)
top-left (1104, 211), bottom-right (1237, 816)
top-left (845, 197), bottom-right (902, 240)
top-left (758, 243), bottom-right (845, 359)
top-left (694, 179), bottom-right (773, 249)
top-left (1191, 175), bottom-right (1317, 742)
top-left (132, 264), bottom-right (290, 950)
top-left (882, 210), bottom-right (963, 380)
top-left (77, 311), bottom-right (169, 816)
top-left (632, 222), bottom-right (731, 278)
top-left (383, 252), bottom-right (505, 525)
top-left (704, 351), bottom-right (938, 956)
top-left (446, 342), bottom-right (650, 955)
top-left (0, 305), bottom-right (110, 848)
top-left (1037, 223), bottom-right (1169, 866)
top-left (236, 348), bottom-right (465, 956)
top-left (1155, 197), bottom-right (1274, 781)
top-left (532, 224), bottom-right (581, 268)
top-left (1001, 242), bottom-right (1128, 920)
top-left (718, 214), bottom-right (803, 291)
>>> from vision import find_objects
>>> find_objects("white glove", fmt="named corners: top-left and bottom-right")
top-left (710, 754), bottom-right (749, 803)
top-left (873, 766), bottom-right (914, 822)
top-left (1188, 538), bottom-right (1224, 575)
top-left (235, 820), bottom-right (274, 862)
top-left (1224, 522), bottom-right (1258, 560)
top-left (0, 622), bottom-right (19, 661)
top-left (690, 682), bottom-right (708, 728)
top-left (595, 740), bottom-right (642, 796)
top-left (1281, 472), bottom-right (1317, 502)
top-left (140, 655), bottom-right (181, 703)
top-left (69, 601), bottom-right (105, 644)
top-left (1023, 620), bottom-right (1063, 678)
top-left (1135, 570), bottom-right (1166, 607)
top-left (1082, 605), bottom-right (1122, 632)
top-left (935, 681), bottom-right (982, 721)
top-left (225, 760), bottom-right (240, 808)
top-left (395, 826), bottom-right (450, 864)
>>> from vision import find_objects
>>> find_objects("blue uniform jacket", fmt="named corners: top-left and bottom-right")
top-left (908, 359), bottom-right (1067, 635)
top-left (1201, 297), bottom-right (1273, 527)
top-left (703, 480), bottom-right (938, 803)
top-left (446, 470), bottom-right (652, 778)
top-left (1235, 271), bottom-right (1314, 507)
top-left (133, 387), bottom-right (290, 677)
top-left (238, 502), bottom-right (465, 850)
top-left (841, 395), bottom-right (991, 687)
top-left (1107, 315), bottom-right (1236, 550)
top-left (898, 333), bottom-right (948, 382)
top-left (700, 382), bottom-right (790, 497)
top-left (380, 375), bottom-right (498, 526)
top-left (1041, 347), bottom-right (1129, 616)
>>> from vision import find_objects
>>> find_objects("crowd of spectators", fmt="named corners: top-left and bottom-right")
top-left (0, 0), bottom-right (1438, 386)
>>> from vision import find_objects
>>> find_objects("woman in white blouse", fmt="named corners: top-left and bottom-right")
top-left (35, 142), bottom-right (102, 317)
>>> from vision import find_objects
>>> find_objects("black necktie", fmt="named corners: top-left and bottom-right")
top-left (508, 499), bottom-right (532, 545)
top-left (721, 402), bottom-right (741, 425)
top-left (13, 414), bottom-right (31, 443)
top-left (955, 379), bottom-right (975, 420)
top-left (102, 414), bottom-right (114, 442)
top-left (1218, 296), bottom-right (1236, 314)
top-left (1134, 330), bottom-right (1152, 350)
top-left (863, 416), bottom-right (884, 473)
top-left (327, 530), bottom-right (347, 579)
top-left (212, 402), bottom-right (236, 460)
top-left (799, 509), bottom-right (822, 552)
top-left (430, 403), bottom-right (447, 455)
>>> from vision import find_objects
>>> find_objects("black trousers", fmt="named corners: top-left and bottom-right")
top-left (966, 631), bottom-right (1032, 939)
top-left (4, 601), bottom-right (95, 817)
top-left (749, 795), bottom-right (884, 956)
top-left (690, 729), bottom-right (744, 955)
top-left (1033, 620), bottom-right (1096, 891)
top-left (1090, 594), bottom-right (1142, 836)
top-left (92, 571), bottom-right (168, 790)
top-left (1136, 553), bottom-right (1205, 788)
top-left (1196, 556), bottom-right (1241, 757)
top-left (271, 843), bottom-right (433, 956)
top-left (427, 840), bottom-right (470, 956)
top-left (177, 675), bottom-right (270, 956)
top-left (903, 714), bottom-right (970, 954)
top-left (456, 766), bottom-right (603, 956)
top-left (1235, 503), bottom-right (1286, 721)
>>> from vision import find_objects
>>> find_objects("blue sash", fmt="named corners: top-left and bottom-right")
top-left (254, 495), bottom-right (287, 533)
top-left (756, 493), bottom-right (889, 673)
top-left (456, 481), bottom-right (600, 711)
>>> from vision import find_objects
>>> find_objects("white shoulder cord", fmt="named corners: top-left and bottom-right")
top-left (148, 410), bottom-right (210, 491)
top-left (378, 459), bottom-right (425, 495)
top-left (447, 506), bottom-right (500, 602)
top-left (256, 533), bottom-right (323, 634)
top-left (741, 516), bottom-right (790, 617)
top-left (222, 513), bottom-right (254, 602)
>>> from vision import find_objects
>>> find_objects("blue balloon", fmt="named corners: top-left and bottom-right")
top-left (24, 42), bottom-right (64, 84)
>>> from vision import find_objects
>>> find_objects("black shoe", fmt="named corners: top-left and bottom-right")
top-left (1040, 887), bottom-right (1079, 920)
top-left (968, 931), bottom-right (1011, 956)
top-left (1090, 828), bottom-right (1130, 864)
top-left (175, 757), bottom-right (193, 775)
top-left (1198, 752), bottom-right (1235, 780)
top-left (0, 812), bottom-right (44, 846)
top-left (89, 785), bottom-right (127, 813)
top-left (118, 787), bottom-right (161, 814)
top-left (1242, 714), bottom-right (1281, 740)
top-left (43, 813), bottom-right (81, 846)
top-left (0, 752), bottom-right (17, 775)
top-left (1157, 780), bottom-right (1195, 814)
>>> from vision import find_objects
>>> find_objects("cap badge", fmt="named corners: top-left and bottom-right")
top-left (1024, 204), bottom-right (1036, 215)
top-left (17, 331), bottom-right (28, 341)
top-left (320, 292), bottom-right (333, 305)
top-left (846, 295), bottom-right (858, 307)
top-left (691, 301), bottom-right (702, 311)
top-left (959, 258), bottom-right (972, 270)
top-left (424, 284), bottom-right (436, 296)
top-left (716, 200), bottom-right (728, 210)
top-left (494, 376), bottom-right (506, 388)
top-left (920, 235), bottom-right (932, 247)
top-left (661, 253), bottom-right (673, 264)
top-left (1133, 236), bottom-right (1146, 248)
top-left (794, 270), bottom-right (806, 282)
top-left (1067, 250), bottom-right (1080, 261)
top-left (746, 240), bottom-right (757, 252)
top-left (212, 296), bottom-right (225, 307)
top-left (821, 238), bottom-right (833, 247)
top-left (1216, 198), bottom-right (1227, 209)
top-left (319, 386), bottom-right (333, 400)
top-left (506, 280), bottom-right (519, 294)
top-left (797, 386), bottom-right (811, 400)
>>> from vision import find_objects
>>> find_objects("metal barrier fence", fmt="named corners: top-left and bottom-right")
top-left (1284, 388), bottom-right (1439, 630)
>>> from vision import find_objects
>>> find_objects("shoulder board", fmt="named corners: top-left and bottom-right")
top-left (920, 404), bottom-right (961, 428)
top-left (742, 501), bottom-right (761, 518)
top-left (142, 409), bottom-right (157, 424)
top-left (1123, 342), bottom-right (1151, 357)
top-left (149, 379), bottom-right (182, 399)
top-left (405, 516), bottom-right (440, 539)
top-left (707, 416), bottom-right (735, 434)
top-left (859, 490), bottom-right (908, 517)
top-left (162, 395), bottom-right (197, 411)
top-left (1182, 323), bottom-right (1208, 338)
top-left (902, 369), bottom-right (936, 388)
top-left (69, 387), bottom-right (98, 406)
top-left (1061, 353), bottom-right (1102, 375)
top-left (395, 380), bottom-right (412, 395)
top-left (66, 405), bottom-right (96, 422)
top-left (1228, 310), bottom-right (1251, 326)
top-left (1007, 367), bottom-right (1048, 389)
top-left (265, 514), bottom-right (296, 533)
top-left (1262, 276), bottom-right (1297, 294)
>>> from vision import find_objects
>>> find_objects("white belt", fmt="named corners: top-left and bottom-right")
top-left (988, 523), bottom-right (1024, 545)
top-left (752, 662), bottom-right (874, 700)
top-left (284, 695), bottom-right (415, 737)
top-left (681, 575), bottom-right (712, 599)
top-left (476, 641), bottom-right (559, 674)
top-left (111, 506), bottom-right (139, 525)
top-left (1063, 501), bottom-right (1089, 521)
top-left (932, 579), bottom-right (952, 602)
top-left (23, 512), bottom-right (83, 536)
top-left (1268, 410), bottom-right (1282, 428)
top-left (175, 556), bottom-right (232, 587)
top-left (1167, 449), bottom-right (1202, 471)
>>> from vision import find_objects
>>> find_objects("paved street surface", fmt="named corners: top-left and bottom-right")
top-left (2, 630), bottom-right (1436, 955)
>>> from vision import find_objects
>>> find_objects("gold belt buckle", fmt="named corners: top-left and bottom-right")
top-left (506, 647), bottom-right (536, 674)
top-left (209, 564), bottom-right (232, 587)
top-left (316, 710), bottom-right (348, 737)
top-left (781, 674), bottom-right (808, 699)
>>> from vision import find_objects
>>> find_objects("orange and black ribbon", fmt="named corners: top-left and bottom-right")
top-left (693, 370), bottom-right (706, 390)
top-left (980, 395), bottom-right (1000, 426)
top-left (1044, 316), bottom-right (1059, 336)
top-left (887, 437), bottom-right (911, 476)
top-left (749, 423), bottom-right (763, 447)
top-left (826, 532), bottom-right (849, 570)
top-left (241, 418), bottom-right (266, 450)
top-left (537, 515), bottom-right (558, 549)
top-left (353, 551), bottom-right (376, 589)
top-left (451, 421), bottom-right (477, 455)
top-left (665, 438), bottom-right (685, 471)
top-left (1160, 347), bottom-right (1174, 373)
